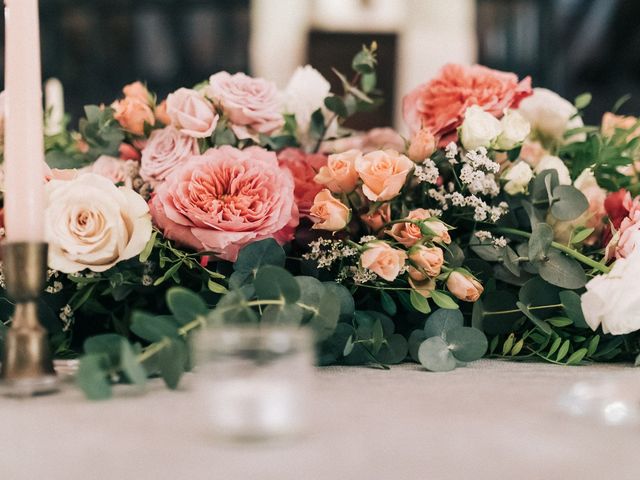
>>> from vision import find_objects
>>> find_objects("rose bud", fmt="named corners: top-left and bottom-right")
top-left (407, 128), bottom-right (437, 163)
top-left (310, 189), bottom-right (351, 231)
top-left (446, 270), bottom-right (484, 302)
top-left (408, 245), bottom-right (444, 277)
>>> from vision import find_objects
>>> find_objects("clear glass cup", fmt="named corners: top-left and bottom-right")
top-left (194, 325), bottom-right (315, 442)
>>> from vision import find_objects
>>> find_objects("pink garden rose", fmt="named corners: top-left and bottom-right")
top-left (309, 189), bottom-right (350, 231)
top-left (314, 149), bottom-right (361, 194)
top-left (277, 148), bottom-right (327, 215)
top-left (402, 64), bottom-right (532, 146)
top-left (166, 88), bottom-right (218, 138)
top-left (140, 126), bottom-right (199, 184)
top-left (355, 150), bottom-right (414, 202)
top-left (150, 145), bottom-right (298, 262)
top-left (91, 155), bottom-right (136, 186)
top-left (207, 72), bottom-right (283, 139)
top-left (360, 241), bottom-right (407, 282)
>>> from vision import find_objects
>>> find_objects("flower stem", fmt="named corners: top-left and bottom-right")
top-left (484, 303), bottom-right (563, 316)
top-left (493, 227), bottom-right (611, 274)
top-left (136, 316), bottom-right (207, 364)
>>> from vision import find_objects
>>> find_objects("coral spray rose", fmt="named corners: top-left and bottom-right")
top-left (309, 189), bottom-right (350, 231)
top-left (355, 150), bottom-right (414, 202)
top-left (360, 241), bottom-right (407, 282)
top-left (112, 97), bottom-right (155, 136)
top-left (447, 271), bottom-right (483, 302)
top-left (408, 245), bottom-right (444, 277)
top-left (150, 146), bottom-right (298, 262)
top-left (387, 208), bottom-right (432, 247)
top-left (408, 128), bottom-right (437, 162)
top-left (314, 149), bottom-right (361, 194)
top-left (402, 64), bottom-right (531, 145)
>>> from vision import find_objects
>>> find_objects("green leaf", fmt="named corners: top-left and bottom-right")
top-left (158, 339), bottom-right (186, 389)
top-left (556, 339), bottom-right (571, 362)
top-left (318, 323), bottom-right (354, 365)
top-left (551, 185), bottom-right (589, 221)
top-left (510, 339), bottom-right (524, 356)
top-left (408, 329), bottom-right (428, 362)
top-left (431, 290), bottom-right (459, 309)
top-left (231, 239), bottom-right (286, 287)
top-left (77, 354), bottom-right (112, 400)
top-left (375, 334), bottom-right (408, 364)
top-left (371, 319), bottom-right (385, 354)
top-left (309, 108), bottom-right (326, 140)
top-left (307, 289), bottom-right (341, 340)
top-left (130, 312), bottom-right (180, 342)
top-left (166, 287), bottom-right (208, 326)
top-left (254, 266), bottom-right (300, 303)
top-left (424, 309), bottom-right (464, 339)
top-left (587, 335), bottom-right (600, 356)
top-left (446, 327), bottom-right (488, 362)
top-left (207, 279), bottom-right (228, 294)
top-left (261, 304), bottom-right (304, 325)
top-left (139, 230), bottom-right (157, 263)
top-left (547, 316), bottom-right (573, 327)
top-left (528, 223), bottom-right (553, 262)
top-left (559, 290), bottom-right (589, 328)
top-left (410, 290), bottom-right (431, 314)
top-left (570, 227), bottom-right (594, 245)
top-left (360, 72), bottom-right (377, 94)
top-left (537, 250), bottom-right (587, 289)
top-left (323, 282), bottom-right (355, 322)
top-left (566, 347), bottom-right (588, 365)
top-left (380, 291), bottom-right (397, 316)
top-left (502, 334), bottom-right (515, 355)
top-left (548, 337), bottom-right (562, 356)
top-left (516, 301), bottom-right (552, 335)
top-left (418, 337), bottom-right (457, 372)
top-left (324, 96), bottom-right (348, 117)
top-left (120, 341), bottom-right (147, 386)
top-left (574, 92), bottom-right (592, 110)
top-left (352, 48), bottom-right (377, 74)
top-left (83, 334), bottom-right (125, 367)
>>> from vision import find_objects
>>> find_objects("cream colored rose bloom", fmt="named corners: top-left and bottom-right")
top-left (45, 173), bottom-right (152, 273)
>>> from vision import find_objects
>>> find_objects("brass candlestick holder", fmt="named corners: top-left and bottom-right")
top-left (0, 242), bottom-right (58, 396)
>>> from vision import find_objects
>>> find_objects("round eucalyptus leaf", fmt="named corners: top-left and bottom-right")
top-left (231, 238), bottom-right (286, 287)
top-left (477, 291), bottom-right (520, 334)
top-left (518, 276), bottom-right (561, 315)
top-left (254, 265), bottom-right (300, 303)
top-left (376, 334), bottom-right (409, 365)
top-left (323, 282), bottom-right (355, 322)
top-left (559, 290), bottom-right (589, 329)
top-left (532, 169), bottom-right (559, 203)
top-left (551, 185), bottom-right (589, 221)
top-left (261, 304), bottom-right (304, 325)
top-left (444, 241), bottom-right (465, 267)
top-left (408, 329), bottom-right (428, 362)
top-left (307, 290), bottom-right (340, 340)
top-left (424, 308), bottom-right (464, 339)
top-left (447, 326), bottom-right (488, 362)
top-left (537, 250), bottom-right (587, 289)
top-left (296, 276), bottom-right (324, 307)
top-left (418, 337), bottom-right (457, 372)
top-left (318, 323), bottom-right (354, 365)
top-left (528, 223), bottom-right (553, 262)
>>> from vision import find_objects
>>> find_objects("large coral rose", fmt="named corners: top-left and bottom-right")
top-left (150, 146), bottom-right (298, 262)
top-left (402, 64), bottom-right (532, 145)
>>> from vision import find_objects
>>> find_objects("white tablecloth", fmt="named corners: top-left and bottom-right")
top-left (1, 360), bottom-right (639, 480)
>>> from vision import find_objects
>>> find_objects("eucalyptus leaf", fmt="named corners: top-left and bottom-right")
top-left (77, 354), bottom-right (112, 401)
top-left (424, 308), bottom-right (464, 339)
top-left (254, 266), bottom-right (300, 303)
top-left (408, 329), bottom-right (428, 362)
top-left (84, 334), bottom-right (126, 367)
top-left (231, 239), bottom-right (286, 287)
top-left (551, 185), bottom-right (589, 221)
top-left (166, 287), bottom-right (208, 326)
top-left (418, 337), bottom-right (457, 372)
top-left (380, 291), bottom-right (397, 316)
top-left (120, 341), bottom-right (147, 386)
top-left (537, 250), bottom-right (587, 289)
top-left (446, 327), bottom-right (488, 362)
top-left (158, 339), bottom-right (186, 389)
top-left (130, 313), bottom-right (180, 342)
top-left (323, 282), bottom-right (355, 322)
top-left (516, 301), bottom-right (552, 335)
top-left (375, 334), bottom-right (408, 364)
top-left (559, 290), bottom-right (589, 328)
top-left (528, 223), bottom-right (553, 262)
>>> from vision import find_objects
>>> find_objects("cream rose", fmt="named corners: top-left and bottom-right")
top-left (535, 155), bottom-right (571, 185)
top-left (360, 241), bottom-right (407, 282)
top-left (314, 149), bottom-right (361, 193)
top-left (45, 173), bottom-right (152, 273)
top-left (459, 105), bottom-right (502, 150)
top-left (166, 88), bottom-right (218, 138)
top-left (355, 150), bottom-right (413, 202)
top-left (503, 161), bottom-right (533, 195)
top-left (309, 189), bottom-right (350, 231)
top-left (495, 110), bottom-right (530, 150)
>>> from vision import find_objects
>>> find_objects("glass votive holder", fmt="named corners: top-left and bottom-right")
top-left (194, 325), bottom-right (315, 442)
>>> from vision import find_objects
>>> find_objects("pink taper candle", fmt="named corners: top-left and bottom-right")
top-left (3, 0), bottom-right (45, 242)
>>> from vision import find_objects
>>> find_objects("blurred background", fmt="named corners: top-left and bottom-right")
top-left (7, 0), bottom-right (640, 129)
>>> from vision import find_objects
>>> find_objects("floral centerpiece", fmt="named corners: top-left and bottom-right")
top-left (2, 44), bottom-right (639, 399)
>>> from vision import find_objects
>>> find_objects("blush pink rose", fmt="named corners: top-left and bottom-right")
top-left (602, 112), bottom-right (640, 142)
top-left (123, 81), bottom-right (151, 104)
top-left (360, 241), bottom-right (407, 282)
top-left (309, 189), bottom-right (350, 231)
top-left (155, 100), bottom-right (172, 126)
top-left (208, 72), bottom-right (284, 139)
top-left (150, 145), bottom-right (298, 262)
top-left (277, 148), bottom-right (327, 215)
top-left (518, 140), bottom-right (548, 168)
top-left (387, 208), bottom-right (432, 247)
top-left (166, 88), bottom-right (218, 138)
top-left (355, 150), bottom-right (414, 202)
top-left (402, 64), bottom-right (532, 146)
top-left (112, 97), bottom-right (155, 136)
top-left (407, 128), bottom-right (437, 163)
top-left (140, 126), bottom-right (199, 184)
top-left (91, 155), bottom-right (135, 185)
top-left (408, 245), bottom-right (444, 277)
top-left (314, 149), bottom-right (361, 194)
top-left (119, 143), bottom-right (141, 161)
top-left (362, 128), bottom-right (405, 152)
top-left (605, 193), bottom-right (640, 261)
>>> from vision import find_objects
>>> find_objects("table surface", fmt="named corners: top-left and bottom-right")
top-left (2, 360), bottom-right (639, 480)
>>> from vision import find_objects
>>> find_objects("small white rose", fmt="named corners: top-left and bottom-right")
top-left (495, 110), bottom-right (531, 150)
top-left (517, 88), bottom-right (585, 145)
top-left (459, 105), bottom-right (502, 150)
top-left (503, 161), bottom-right (533, 195)
top-left (581, 241), bottom-right (640, 335)
top-left (534, 155), bottom-right (572, 185)
top-left (45, 173), bottom-right (152, 273)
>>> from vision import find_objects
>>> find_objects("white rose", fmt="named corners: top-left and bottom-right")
top-left (45, 173), bottom-right (152, 273)
top-left (517, 88), bottom-right (585, 145)
top-left (283, 65), bottom-right (337, 147)
top-left (503, 161), bottom-right (533, 195)
top-left (581, 241), bottom-right (640, 335)
top-left (459, 105), bottom-right (502, 150)
top-left (535, 155), bottom-right (572, 185)
top-left (495, 110), bottom-right (531, 150)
